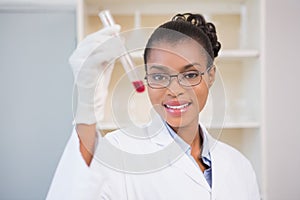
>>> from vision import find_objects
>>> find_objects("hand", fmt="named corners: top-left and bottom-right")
top-left (70, 25), bottom-right (123, 125)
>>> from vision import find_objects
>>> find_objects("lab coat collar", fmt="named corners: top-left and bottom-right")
top-left (199, 123), bottom-right (218, 158)
top-left (147, 116), bottom-right (212, 192)
top-left (147, 115), bottom-right (174, 146)
top-left (199, 124), bottom-right (209, 158)
top-left (171, 148), bottom-right (212, 192)
top-left (148, 115), bottom-right (215, 149)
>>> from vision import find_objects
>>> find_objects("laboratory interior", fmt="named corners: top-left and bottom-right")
top-left (0, 0), bottom-right (299, 199)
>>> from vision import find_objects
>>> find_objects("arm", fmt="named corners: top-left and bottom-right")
top-left (46, 127), bottom-right (92, 200)
top-left (77, 124), bottom-right (96, 166)
top-left (47, 25), bottom-right (124, 199)
top-left (69, 25), bottom-right (123, 166)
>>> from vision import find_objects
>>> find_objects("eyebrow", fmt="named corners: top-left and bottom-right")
top-left (183, 63), bottom-right (198, 70)
top-left (148, 65), bottom-right (169, 72)
top-left (148, 62), bottom-right (202, 72)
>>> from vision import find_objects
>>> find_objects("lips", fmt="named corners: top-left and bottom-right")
top-left (163, 100), bottom-right (192, 116)
top-left (164, 103), bottom-right (190, 110)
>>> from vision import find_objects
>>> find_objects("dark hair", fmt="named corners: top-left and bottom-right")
top-left (144, 13), bottom-right (221, 68)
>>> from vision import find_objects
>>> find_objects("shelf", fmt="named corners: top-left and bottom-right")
top-left (205, 121), bottom-right (260, 129)
top-left (217, 49), bottom-right (259, 60)
top-left (129, 49), bottom-right (259, 60)
top-left (98, 121), bottom-right (260, 131)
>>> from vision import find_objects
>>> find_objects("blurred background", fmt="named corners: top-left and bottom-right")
top-left (0, 0), bottom-right (299, 199)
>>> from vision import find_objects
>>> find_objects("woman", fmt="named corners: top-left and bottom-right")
top-left (47, 13), bottom-right (260, 200)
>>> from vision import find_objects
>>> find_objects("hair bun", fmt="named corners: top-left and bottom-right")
top-left (172, 13), bottom-right (221, 58)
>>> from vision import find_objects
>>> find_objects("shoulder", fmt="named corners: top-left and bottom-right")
top-left (207, 135), bottom-right (260, 198)
top-left (199, 122), bottom-right (250, 167)
top-left (202, 127), bottom-right (255, 174)
top-left (213, 139), bottom-right (247, 160)
top-left (104, 126), bottom-right (146, 146)
top-left (207, 134), bottom-right (259, 191)
top-left (101, 125), bottom-right (167, 154)
top-left (211, 136), bottom-right (253, 167)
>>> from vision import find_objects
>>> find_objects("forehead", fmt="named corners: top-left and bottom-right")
top-left (146, 39), bottom-right (208, 70)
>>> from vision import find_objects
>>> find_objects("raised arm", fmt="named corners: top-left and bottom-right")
top-left (76, 124), bottom-right (96, 165)
top-left (69, 25), bottom-right (123, 165)
top-left (46, 25), bottom-right (123, 199)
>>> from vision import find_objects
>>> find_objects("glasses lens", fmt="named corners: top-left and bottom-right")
top-left (146, 70), bottom-right (203, 89)
top-left (147, 73), bottom-right (170, 88)
top-left (179, 71), bottom-right (202, 87)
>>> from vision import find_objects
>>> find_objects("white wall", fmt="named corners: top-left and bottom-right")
top-left (0, 6), bottom-right (76, 199)
top-left (263, 0), bottom-right (300, 199)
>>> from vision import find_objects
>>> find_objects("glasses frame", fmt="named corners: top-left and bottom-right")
top-left (145, 64), bottom-right (213, 89)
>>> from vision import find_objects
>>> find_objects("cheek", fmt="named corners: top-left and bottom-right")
top-left (147, 87), bottom-right (168, 118)
top-left (192, 83), bottom-right (209, 112)
top-left (147, 87), bottom-right (164, 106)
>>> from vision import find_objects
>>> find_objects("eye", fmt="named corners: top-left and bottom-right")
top-left (183, 71), bottom-right (199, 79)
top-left (150, 74), bottom-right (168, 81)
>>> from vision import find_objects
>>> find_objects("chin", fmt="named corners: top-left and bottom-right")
top-left (153, 103), bottom-right (199, 129)
top-left (165, 114), bottom-right (198, 129)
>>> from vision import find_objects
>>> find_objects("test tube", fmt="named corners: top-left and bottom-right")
top-left (99, 10), bottom-right (145, 93)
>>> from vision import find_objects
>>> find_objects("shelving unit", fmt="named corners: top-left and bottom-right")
top-left (77, 0), bottom-right (262, 192)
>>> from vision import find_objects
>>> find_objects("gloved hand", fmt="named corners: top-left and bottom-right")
top-left (70, 25), bottom-right (124, 125)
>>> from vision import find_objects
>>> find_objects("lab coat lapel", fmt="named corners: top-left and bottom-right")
top-left (147, 115), bottom-right (172, 147)
top-left (149, 119), bottom-right (211, 192)
top-left (208, 134), bottom-right (231, 196)
top-left (171, 151), bottom-right (211, 192)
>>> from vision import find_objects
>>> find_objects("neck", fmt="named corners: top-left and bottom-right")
top-left (171, 120), bottom-right (199, 146)
top-left (169, 120), bottom-right (208, 172)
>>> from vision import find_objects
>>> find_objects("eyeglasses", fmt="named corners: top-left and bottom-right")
top-left (145, 65), bottom-right (211, 89)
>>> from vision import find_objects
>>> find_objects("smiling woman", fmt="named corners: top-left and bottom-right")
top-left (47, 13), bottom-right (260, 200)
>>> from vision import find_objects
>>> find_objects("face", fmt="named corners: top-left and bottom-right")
top-left (146, 39), bottom-right (215, 131)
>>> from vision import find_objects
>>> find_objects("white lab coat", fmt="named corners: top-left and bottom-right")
top-left (47, 120), bottom-right (260, 200)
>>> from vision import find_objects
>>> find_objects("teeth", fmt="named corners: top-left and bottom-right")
top-left (165, 103), bottom-right (190, 110)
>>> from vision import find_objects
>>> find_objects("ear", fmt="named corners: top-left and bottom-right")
top-left (207, 65), bottom-right (216, 88)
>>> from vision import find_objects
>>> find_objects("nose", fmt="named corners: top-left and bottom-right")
top-left (166, 76), bottom-right (184, 97)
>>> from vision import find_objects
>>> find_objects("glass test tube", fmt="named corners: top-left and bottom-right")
top-left (99, 10), bottom-right (145, 93)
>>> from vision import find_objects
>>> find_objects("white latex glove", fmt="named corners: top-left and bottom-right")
top-left (70, 25), bottom-right (124, 125)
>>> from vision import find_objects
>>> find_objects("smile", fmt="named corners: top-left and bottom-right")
top-left (164, 102), bottom-right (191, 110)
top-left (163, 101), bottom-right (192, 116)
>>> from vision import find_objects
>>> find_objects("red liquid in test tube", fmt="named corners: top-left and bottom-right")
top-left (99, 10), bottom-right (145, 93)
